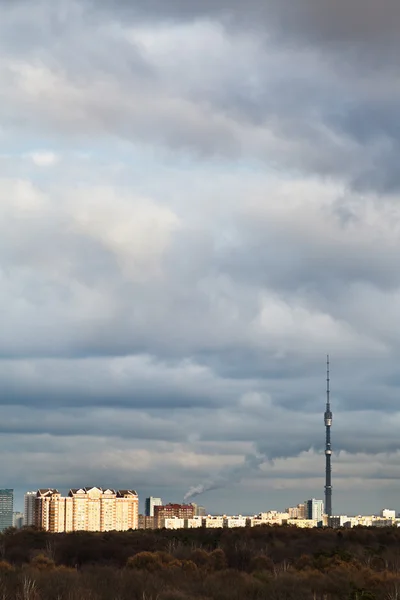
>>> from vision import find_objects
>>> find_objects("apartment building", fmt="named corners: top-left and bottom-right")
top-left (203, 516), bottom-right (224, 528)
top-left (35, 487), bottom-right (138, 532)
top-left (24, 491), bottom-right (36, 527)
top-left (138, 515), bottom-right (156, 529)
top-left (0, 490), bottom-right (13, 532)
top-left (154, 503), bottom-right (194, 528)
top-left (163, 517), bottom-right (185, 529)
top-left (185, 516), bottom-right (203, 528)
top-left (287, 503), bottom-right (306, 519)
top-left (223, 516), bottom-right (247, 528)
top-left (287, 518), bottom-right (317, 528)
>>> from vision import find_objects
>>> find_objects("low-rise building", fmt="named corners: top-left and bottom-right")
top-left (138, 515), bottom-right (156, 529)
top-left (381, 509), bottom-right (396, 520)
top-left (287, 518), bottom-right (317, 528)
top-left (258, 511), bottom-right (290, 525)
top-left (328, 515), bottom-right (351, 528)
top-left (163, 517), bottom-right (185, 529)
top-left (223, 516), bottom-right (247, 528)
top-left (203, 516), bottom-right (224, 528)
top-left (185, 517), bottom-right (203, 528)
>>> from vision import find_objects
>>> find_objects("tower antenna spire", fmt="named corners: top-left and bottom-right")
top-left (324, 354), bottom-right (333, 517)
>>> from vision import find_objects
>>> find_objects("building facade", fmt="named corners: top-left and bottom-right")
top-left (185, 517), bottom-right (203, 528)
top-left (223, 516), bottom-right (247, 528)
top-left (145, 496), bottom-right (162, 517)
top-left (203, 516), bottom-right (224, 528)
top-left (190, 503), bottom-right (206, 517)
top-left (0, 489), bottom-right (13, 532)
top-left (13, 512), bottom-right (24, 529)
top-left (154, 504), bottom-right (194, 528)
top-left (35, 487), bottom-right (138, 532)
top-left (138, 515), bottom-right (156, 529)
top-left (24, 491), bottom-right (36, 527)
top-left (381, 509), bottom-right (396, 519)
top-left (305, 499), bottom-right (324, 523)
top-left (287, 503), bottom-right (306, 519)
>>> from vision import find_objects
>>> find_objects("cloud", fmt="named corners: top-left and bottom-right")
top-left (2, 0), bottom-right (400, 516)
top-left (28, 151), bottom-right (59, 167)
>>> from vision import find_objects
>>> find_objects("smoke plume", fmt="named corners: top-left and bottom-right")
top-left (184, 453), bottom-right (268, 501)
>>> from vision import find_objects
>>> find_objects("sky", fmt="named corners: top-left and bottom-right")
top-left (2, 0), bottom-right (400, 516)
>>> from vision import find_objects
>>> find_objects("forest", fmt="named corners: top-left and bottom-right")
top-left (1, 525), bottom-right (400, 599)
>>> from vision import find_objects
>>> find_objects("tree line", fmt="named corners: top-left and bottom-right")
top-left (1, 525), bottom-right (400, 599)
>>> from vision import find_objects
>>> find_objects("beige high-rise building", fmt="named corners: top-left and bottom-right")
top-left (35, 487), bottom-right (138, 533)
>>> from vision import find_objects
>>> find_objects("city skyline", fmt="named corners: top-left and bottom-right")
top-left (5, 365), bottom-right (396, 518)
top-left (6, 486), bottom-right (400, 533)
top-left (2, 0), bottom-right (400, 517)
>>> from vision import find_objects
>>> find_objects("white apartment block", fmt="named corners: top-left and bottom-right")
top-left (203, 516), bottom-right (224, 528)
top-left (248, 517), bottom-right (265, 527)
top-left (223, 516), bottom-right (247, 528)
top-left (381, 509), bottom-right (396, 519)
top-left (163, 517), bottom-right (185, 529)
top-left (287, 519), bottom-right (317, 528)
top-left (35, 487), bottom-right (138, 532)
top-left (185, 517), bottom-right (203, 528)
top-left (258, 511), bottom-right (290, 525)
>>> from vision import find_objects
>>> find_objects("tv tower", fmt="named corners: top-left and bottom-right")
top-left (324, 355), bottom-right (332, 516)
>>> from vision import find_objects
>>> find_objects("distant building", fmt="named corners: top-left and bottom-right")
top-left (13, 512), bottom-right (24, 529)
top-left (163, 517), bottom-right (185, 529)
top-left (305, 499), bottom-right (324, 523)
top-left (286, 503), bottom-right (306, 519)
top-left (35, 487), bottom-right (139, 532)
top-left (223, 516), bottom-right (247, 528)
top-left (203, 516), bottom-right (224, 528)
top-left (258, 511), bottom-right (289, 525)
top-left (0, 490), bottom-right (13, 532)
top-left (190, 503), bottom-right (206, 517)
top-left (185, 516), bottom-right (203, 528)
top-left (24, 491), bottom-right (36, 527)
top-left (328, 515), bottom-right (351, 528)
top-left (138, 515), bottom-right (156, 529)
top-left (145, 497), bottom-right (162, 517)
top-left (381, 509), bottom-right (396, 519)
top-left (154, 504), bottom-right (194, 528)
top-left (287, 519), bottom-right (317, 529)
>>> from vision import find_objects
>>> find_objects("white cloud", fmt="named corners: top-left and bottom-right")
top-left (28, 150), bottom-right (59, 167)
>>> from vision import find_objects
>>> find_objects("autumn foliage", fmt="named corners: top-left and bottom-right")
top-left (0, 525), bottom-right (400, 598)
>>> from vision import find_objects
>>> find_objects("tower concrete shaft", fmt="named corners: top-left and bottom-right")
top-left (324, 355), bottom-right (332, 516)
